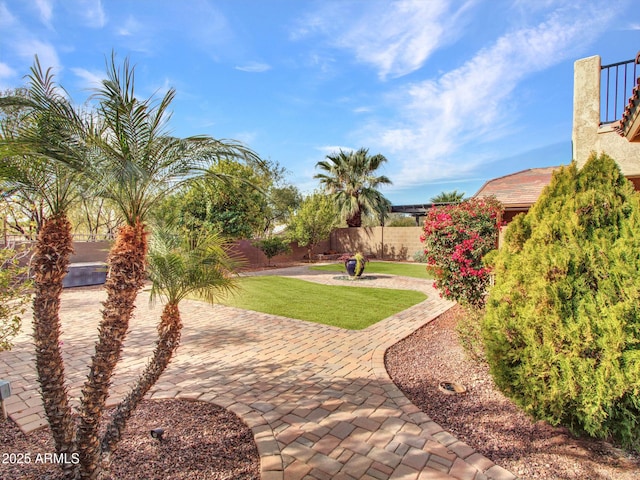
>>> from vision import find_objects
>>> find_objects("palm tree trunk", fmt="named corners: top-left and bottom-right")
top-left (347, 209), bottom-right (362, 227)
top-left (75, 220), bottom-right (147, 480)
top-left (101, 302), bottom-right (182, 455)
top-left (31, 213), bottom-right (76, 473)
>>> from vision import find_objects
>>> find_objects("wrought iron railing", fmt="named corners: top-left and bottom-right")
top-left (600, 52), bottom-right (640, 125)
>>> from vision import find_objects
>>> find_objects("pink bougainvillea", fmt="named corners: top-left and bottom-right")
top-left (421, 196), bottom-right (503, 307)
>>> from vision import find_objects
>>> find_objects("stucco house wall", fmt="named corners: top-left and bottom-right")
top-left (572, 55), bottom-right (640, 180)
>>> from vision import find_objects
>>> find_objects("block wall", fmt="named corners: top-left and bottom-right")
top-left (331, 227), bottom-right (424, 261)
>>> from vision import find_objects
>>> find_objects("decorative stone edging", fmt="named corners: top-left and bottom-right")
top-left (369, 309), bottom-right (518, 480)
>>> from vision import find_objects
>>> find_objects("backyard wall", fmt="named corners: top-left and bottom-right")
top-left (331, 226), bottom-right (424, 261)
top-left (69, 241), bottom-right (112, 263)
top-left (4, 233), bottom-right (423, 269)
top-left (231, 238), bottom-right (331, 267)
top-left (9, 240), bottom-right (112, 267)
top-left (233, 226), bottom-right (424, 266)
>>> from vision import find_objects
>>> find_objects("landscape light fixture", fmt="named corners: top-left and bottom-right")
top-left (150, 428), bottom-right (165, 441)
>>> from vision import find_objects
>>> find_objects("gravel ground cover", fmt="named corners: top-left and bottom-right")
top-left (385, 305), bottom-right (640, 480)
top-left (0, 399), bottom-right (259, 480)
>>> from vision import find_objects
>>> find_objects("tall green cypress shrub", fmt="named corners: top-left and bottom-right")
top-left (483, 153), bottom-right (640, 451)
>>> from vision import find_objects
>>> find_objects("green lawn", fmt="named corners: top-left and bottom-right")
top-left (310, 261), bottom-right (431, 279)
top-left (217, 276), bottom-right (426, 330)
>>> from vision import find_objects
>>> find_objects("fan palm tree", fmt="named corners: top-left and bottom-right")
top-left (99, 228), bottom-right (240, 459)
top-left (75, 54), bottom-right (261, 479)
top-left (430, 190), bottom-right (465, 203)
top-left (0, 58), bottom-right (87, 469)
top-left (314, 147), bottom-right (392, 227)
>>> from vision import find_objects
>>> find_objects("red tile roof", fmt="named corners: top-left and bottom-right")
top-left (473, 166), bottom-right (559, 208)
top-left (617, 78), bottom-right (640, 142)
top-left (616, 53), bottom-right (640, 142)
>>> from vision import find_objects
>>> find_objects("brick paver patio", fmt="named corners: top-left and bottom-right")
top-left (0, 265), bottom-right (516, 480)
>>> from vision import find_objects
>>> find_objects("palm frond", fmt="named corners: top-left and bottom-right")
top-left (0, 56), bottom-right (89, 217)
top-left (314, 147), bottom-right (392, 226)
top-left (85, 55), bottom-right (264, 226)
top-left (147, 227), bottom-right (243, 306)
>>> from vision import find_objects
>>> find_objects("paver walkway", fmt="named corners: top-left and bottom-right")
top-left (0, 266), bottom-right (516, 480)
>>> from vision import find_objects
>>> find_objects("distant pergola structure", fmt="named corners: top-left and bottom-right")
top-left (389, 203), bottom-right (456, 225)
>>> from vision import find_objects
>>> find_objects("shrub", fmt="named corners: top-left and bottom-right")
top-left (386, 215), bottom-right (417, 227)
top-left (412, 250), bottom-right (428, 263)
top-left (455, 307), bottom-right (487, 363)
top-left (0, 246), bottom-right (32, 351)
top-left (420, 196), bottom-right (502, 307)
top-left (482, 153), bottom-right (640, 451)
top-left (252, 236), bottom-right (291, 266)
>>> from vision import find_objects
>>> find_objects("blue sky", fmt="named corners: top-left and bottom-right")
top-left (1, 1), bottom-right (639, 205)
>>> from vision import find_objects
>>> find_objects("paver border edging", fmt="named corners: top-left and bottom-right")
top-left (169, 392), bottom-right (284, 480)
top-left (370, 306), bottom-right (519, 480)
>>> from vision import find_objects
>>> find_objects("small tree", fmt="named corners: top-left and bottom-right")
top-left (287, 192), bottom-right (338, 261)
top-left (0, 246), bottom-right (31, 351)
top-left (420, 196), bottom-right (502, 307)
top-left (263, 184), bottom-right (302, 234)
top-left (2, 55), bottom-right (261, 479)
top-left (252, 236), bottom-right (291, 266)
top-left (101, 228), bottom-right (240, 455)
top-left (483, 153), bottom-right (640, 451)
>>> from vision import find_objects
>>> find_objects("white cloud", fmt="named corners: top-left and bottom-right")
top-left (235, 62), bottom-right (271, 73)
top-left (76, 0), bottom-right (106, 28)
top-left (0, 61), bottom-right (17, 90)
top-left (362, 5), bottom-right (613, 188)
top-left (336, 0), bottom-right (469, 80)
top-left (234, 131), bottom-right (257, 145)
top-left (0, 3), bottom-right (16, 27)
top-left (0, 62), bottom-right (16, 79)
top-left (116, 15), bottom-right (141, 36)
top-left (15, 40), bottom-right (60, 70)
top-left (71, 67), bottom-right (103, 89)
top-left (316, 145), bottom-right (355, 156)
top-left (34, 0), bottom-right (53, 25)
top-left (293, 0), bottom-right (474, 80)
top-left (179, 0), bottom-right (235, 58)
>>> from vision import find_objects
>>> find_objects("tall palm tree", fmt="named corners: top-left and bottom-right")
top-left (100, 228), bottom-right (240, 458)
top-left (0, 59), bottom-right (87, 470)
top-left (75, 55), bottom-right (260, 479)
top-left (314, 147), bottom-right (392, 227)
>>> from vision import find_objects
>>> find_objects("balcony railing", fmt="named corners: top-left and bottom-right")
top-left (600, 53), bottom-right (640, 125)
